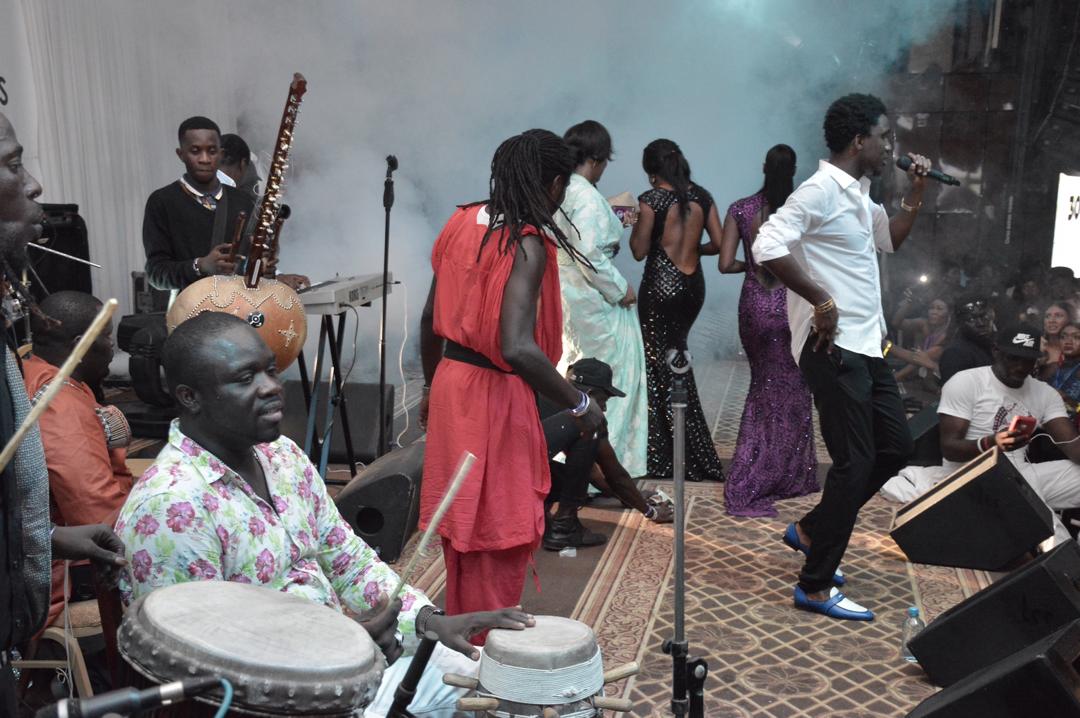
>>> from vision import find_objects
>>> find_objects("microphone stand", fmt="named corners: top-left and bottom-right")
top-left (378, 155), bottom-right (398, 459)
top-left (661, 349), bottom-right (708, 718)
top-left (386, 637), bottom-right (437, 718)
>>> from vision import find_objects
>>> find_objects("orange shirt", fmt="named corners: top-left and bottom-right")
top-left (23, 355), bottom-right (133, 627)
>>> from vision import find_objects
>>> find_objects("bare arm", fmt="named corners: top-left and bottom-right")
top-left (717, 210), bottom-right (745, 273)
top-left (760, 254), bottom-right (836, 351)
top-left (886, 153), bottom-right (930, 251)
top-left (939, 413), bottom-right (1028, 463)
top-left (595, 439), bottom-right (649, 514)
top-left (628, 201), bottom-right (654, 261)
top-left (698, 203), bottom-right (724, 257)
top-left (419, 276), bottom-right (443, 385)
top-left (500, 235), bottom-right (602, 435)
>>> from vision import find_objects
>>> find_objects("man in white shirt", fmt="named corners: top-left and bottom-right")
top-left (754, 93), bottom-right (931, 621)
top-left (892, 324), bottom-right (1080, 545)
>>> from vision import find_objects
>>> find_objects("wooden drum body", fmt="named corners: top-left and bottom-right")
top-left (118, 582), bottom-right (382, 716)
top-left (166, 276), bottom-right (307, 371)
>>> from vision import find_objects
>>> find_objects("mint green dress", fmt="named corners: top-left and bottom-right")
top-left (555, 173), bottom-right (648, 477)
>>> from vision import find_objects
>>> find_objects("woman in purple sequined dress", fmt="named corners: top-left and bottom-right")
top-left (719, 145), bottom-right (818, 516)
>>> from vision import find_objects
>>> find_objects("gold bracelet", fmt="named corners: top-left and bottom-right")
top-left (814, 298), bottom-right (836, 315)
top-left (882, 340), bottom-right (893, 357)
top-left (900, 197), bottom-right (922, 213)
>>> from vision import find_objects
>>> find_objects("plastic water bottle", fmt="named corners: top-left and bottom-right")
top-left (901, 606), bottom-right (926, 662)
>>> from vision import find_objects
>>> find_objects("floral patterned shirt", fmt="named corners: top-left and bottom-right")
top-left (115, 420), bottom-right (430, 650)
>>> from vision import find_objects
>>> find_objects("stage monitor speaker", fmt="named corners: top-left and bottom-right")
top-left (906, 619), bottom-right (1080, 717)
top-left (909, 540), bottom-right (1080, 687)
top-left (890, 447), bottom-right (1053, 571)
top-left (907, 402), bottom-right (942, 467)
top-left (333, 442), bottom-right (424, 563)
top-left (280, 380), bottom-right (393, 465)
top-left (32, 204), bottom-right (92, 303)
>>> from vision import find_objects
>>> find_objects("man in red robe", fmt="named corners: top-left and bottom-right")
top-left (419, 130), bottom-right (604, 617)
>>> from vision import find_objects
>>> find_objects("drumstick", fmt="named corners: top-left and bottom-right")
top-left (390, 450), bottom-right (476, 600)
top-left (0, 298), bottom-right (117, 473)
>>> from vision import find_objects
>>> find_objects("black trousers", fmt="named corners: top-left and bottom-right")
top-left (541, 410), bottom-right (599, 509)
top-left (797, 338), bottom-right (913, 593)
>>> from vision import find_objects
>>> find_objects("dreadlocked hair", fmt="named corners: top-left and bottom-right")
top-left (463, 129), bottom-right (592, 269)
top-left (643, 139), bottom-right (692, 218)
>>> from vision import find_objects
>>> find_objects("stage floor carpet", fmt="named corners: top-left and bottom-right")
top-left (390, 359), bottom-right (993, 717)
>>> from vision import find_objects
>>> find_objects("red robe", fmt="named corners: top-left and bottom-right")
top-left (421, 205), bottom-right (562, 613)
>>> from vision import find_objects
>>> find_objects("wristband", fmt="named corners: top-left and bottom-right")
top-left (645, 506), bottom-right (657, 520)
top-left (415, 605), bottom-right (445, 638)
top-left (569, 390), bottom-right (590, 417)
top-left (978, 436), bottom-right (991, 453)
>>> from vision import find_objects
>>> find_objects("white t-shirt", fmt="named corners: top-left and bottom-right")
top-left (937, 365), bottom-right (1068, 471)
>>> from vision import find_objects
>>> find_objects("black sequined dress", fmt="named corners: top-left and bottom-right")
top-left (637, 185), bottom-right (725, 481)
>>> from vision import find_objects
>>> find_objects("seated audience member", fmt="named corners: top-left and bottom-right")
top-left (889, 293), bottom-right (952, 384)
top-left (938, 294), bottom-right (995, 385)
top-left (1041, 301), bottom-right (1076, 379)
top-left (219, 133), bottom-right (260, 203)
top-left (25, 291), bottom-right (133, 628)
top-left (882, 324), bottom-right (1080, 544)
top-left (1048, 322), bottom-right (1080, 419)
top-left (115, 312), bottom-right (530, 717)
top-left (1049, 266), bottom-right (1077, 303)
top-left (540, 358), bottom-right (671, 551)
top-left (1010, 271), bottom-right (1044, 324)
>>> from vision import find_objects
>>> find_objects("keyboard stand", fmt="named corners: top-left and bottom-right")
top-left (295, 312), bottom-right (357, 484)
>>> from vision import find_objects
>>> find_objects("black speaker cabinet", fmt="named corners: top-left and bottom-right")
top-left (280, 380), bottom-right (393, 465)
top-left (909, 541), bottom-right (1080, 687)
top-left (333, 442), bottom-right (424, 563)
top-left (907, 402), bottom-right (942, 467)
top-left (890, 447), bottom-right (1053, 571)
top-left (906, 620), bottom-right (1080, 717)
top-left (32, 204), bottom-right (91, 302)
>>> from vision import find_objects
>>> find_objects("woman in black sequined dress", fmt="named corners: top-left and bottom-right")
top-left (629, 139), bottom-right (725, 481)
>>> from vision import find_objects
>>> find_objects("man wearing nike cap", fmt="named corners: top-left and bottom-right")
top-left (932, 323), bottom-right (1080, 543)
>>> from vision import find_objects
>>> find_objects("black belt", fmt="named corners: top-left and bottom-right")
top-left (444, 341), bottom-right (514, 374)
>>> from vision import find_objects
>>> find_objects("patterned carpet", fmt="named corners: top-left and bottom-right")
top-left (390, 357), bottom-right (998, 717)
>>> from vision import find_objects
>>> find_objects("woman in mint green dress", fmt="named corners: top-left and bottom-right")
top-left (554, 120), bottom-right (648, 477)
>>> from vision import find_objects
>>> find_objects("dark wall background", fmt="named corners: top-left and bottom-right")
top-left (878, 0), bottom-right (1079, 297)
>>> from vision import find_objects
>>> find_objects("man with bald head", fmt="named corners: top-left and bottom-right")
top-left (0, 112), bottom-right (127, 715)
top-left (116, 312), bottom-right (533, 717)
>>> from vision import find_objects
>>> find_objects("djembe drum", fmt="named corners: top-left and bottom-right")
top-left (165, 275), bottom-right (307, 371)
top-left (444, 616), bottom-right (636, 717)
top-left (118, 581), bottom-right (383, 716)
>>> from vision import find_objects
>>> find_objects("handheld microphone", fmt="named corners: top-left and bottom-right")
top-left (895, 156), bottom-right (961, 186)
top-left (384, 155), bottom-right (398, 210)
top-left (35, 676), bottom-right (221, 718)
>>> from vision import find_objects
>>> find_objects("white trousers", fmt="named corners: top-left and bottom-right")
top-left (364, 642), bottom-right (479, 718)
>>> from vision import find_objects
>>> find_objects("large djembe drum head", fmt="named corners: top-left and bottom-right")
top-left (118, 581), bottom-right (382, 716)
top-left (477, 615), bottom-right (605, 716)
top-left (166, 276), bottom-right (307, 371)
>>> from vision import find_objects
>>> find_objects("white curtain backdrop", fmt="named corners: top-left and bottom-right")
top-left (15, 0), bottom-right (240, 316)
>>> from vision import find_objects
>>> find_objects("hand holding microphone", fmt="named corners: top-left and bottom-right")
top-left (896, 154), bottom-right (960, 186)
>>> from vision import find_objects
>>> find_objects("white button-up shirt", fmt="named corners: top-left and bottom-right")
top-left (754, 159), bottom-right (893, 361)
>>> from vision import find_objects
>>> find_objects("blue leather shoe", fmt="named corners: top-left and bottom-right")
top-left (782, 523), bottom-right (846, 586)
top-left (793, 585), bottom-right (874, 621)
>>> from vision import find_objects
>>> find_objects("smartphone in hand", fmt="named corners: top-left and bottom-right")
top-left (1008, 415), bottom-right (1037, 439)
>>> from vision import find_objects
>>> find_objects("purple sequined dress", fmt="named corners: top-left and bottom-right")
top-left (723, 193), bottom-right (818, 516)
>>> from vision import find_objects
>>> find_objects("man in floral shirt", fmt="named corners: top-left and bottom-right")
top-left (115, 312), bottom-right (532, 717)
